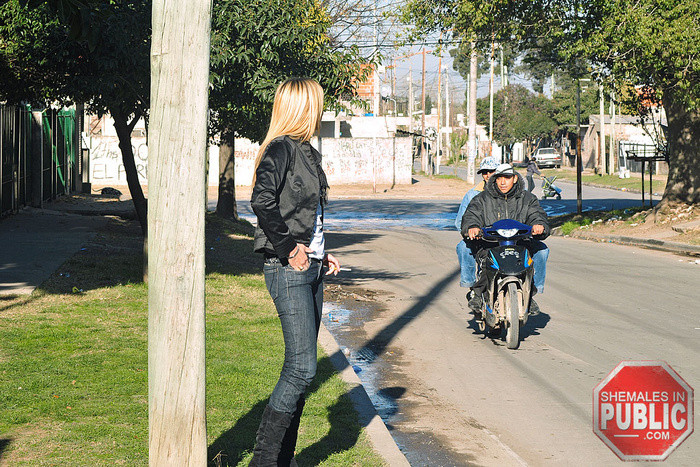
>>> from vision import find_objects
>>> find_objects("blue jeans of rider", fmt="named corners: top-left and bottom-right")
top-left (263, 258), bottom-right (323, 414)
top-left (457, 240), bottom-right (549, 293)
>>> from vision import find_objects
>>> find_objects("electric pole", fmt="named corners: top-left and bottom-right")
top-left (489, 41), bottom-right (495, 157)
top-left (500, 45), bottom-right (505, 88)
top-left (609, 91), bottom-right (616, 175)
top-left (436, 47), bottom-right (442, 176)
top-left (599, 83), bottom-right (605, 173)
top-left (445, 67), bottom-right (451, 163)
top-left (149, 0), bottom-right (211, 464)
top-left (408, 70), bottom-right (413, 133)
top-left (467, 41), bottom-right (478, 184)
top-left (421, 47), bottom-right (427, 173)
top-left (576, 80), bottom-right (582, 214)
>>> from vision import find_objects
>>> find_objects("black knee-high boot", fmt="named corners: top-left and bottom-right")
top-left (249, 405), bottom-right (294, 467)
top-left (277, 396), bottom-right (306, 467)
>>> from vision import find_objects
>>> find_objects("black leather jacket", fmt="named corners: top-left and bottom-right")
top-left (251, 136), bottom-right (326, 258)
top-left (461, 173), bottom-right (550, 240)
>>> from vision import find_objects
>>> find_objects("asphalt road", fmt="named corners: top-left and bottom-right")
top-left (231, 185), bottom-right (697, 465)
top-left (232, 179), bottom-right (657, 230)
top-left (323, 225), bottom-right (700, 466)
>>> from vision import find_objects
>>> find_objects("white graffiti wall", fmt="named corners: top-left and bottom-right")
top-left (88, 136), bottom-right (412, 186)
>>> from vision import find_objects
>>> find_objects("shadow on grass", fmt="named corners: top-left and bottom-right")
top-left (0, 295), bottom-right (36, 314)
top-left (208, 398), bottom-right (267, 466)
top-left (0, 438), bottom-right (11, 461)
top-left (208, 267), bottom-right (460, 464)
top-left (295, 385), bottom-right (363, 465)
top-left (32, 214), bottom-right (263, 296)
top-left (207, 356), bottom-right (365, 466)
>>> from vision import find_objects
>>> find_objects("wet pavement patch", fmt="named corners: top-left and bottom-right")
top-left (323, 298), bottom-right (473, 465)
top-left (323, 302), bottom-right (401, 424)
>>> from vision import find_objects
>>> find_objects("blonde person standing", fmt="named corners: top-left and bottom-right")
top-left (249, 77), bottom-right (340, 466)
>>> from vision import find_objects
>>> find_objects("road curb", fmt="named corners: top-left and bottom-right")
top-left (317, 323), bottom-right (409, 466)
top-left (558, 229), bottom-right (700, 257)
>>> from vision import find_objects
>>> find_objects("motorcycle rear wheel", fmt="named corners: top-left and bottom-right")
top-left (505, 283), bottom-right (520, 349)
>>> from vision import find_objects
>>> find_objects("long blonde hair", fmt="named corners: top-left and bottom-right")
top-left (253, 78), bottom-right (324, 178)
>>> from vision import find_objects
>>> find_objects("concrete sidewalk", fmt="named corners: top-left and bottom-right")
top-left (0, 207), bottom-right (107, 295)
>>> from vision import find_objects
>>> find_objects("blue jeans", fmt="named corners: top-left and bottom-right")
top-left (263, 258), bottom-right (323, 414)
top-left (457, 239), bottom-right (549, 293)
top-left (456, 240), bottom-right (477, 288)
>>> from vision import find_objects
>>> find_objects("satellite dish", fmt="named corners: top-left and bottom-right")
top-left (380, 85), bottom-right (392, 98)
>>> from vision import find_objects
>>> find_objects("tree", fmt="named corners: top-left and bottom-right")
top-left (551, 78), bottom-right (599, 129)
top-left (208, 0), bottom-right (368, 219)
top-left (148, 0), bottom-right (211, 462)
top-left (575, 1), bottom-right (700, 206)
top-left (424, 94), bottom-right (433, 116)
top-left (0, 0), bottom-right (151, 232)
top-left (477, 84), bottom-right (556, 149)
top-left (401, 0), bottom-right (700, 206)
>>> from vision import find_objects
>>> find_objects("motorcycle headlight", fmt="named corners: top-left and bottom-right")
top-left (496, 228), bottom-right (519, 238)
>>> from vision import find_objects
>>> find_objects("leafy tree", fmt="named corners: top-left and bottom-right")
top-left (424, 94), bottom-right (433, 116)
top-left (0, 0), bottom-right (150, 232)
top-left (209, 0), bottom-right (368, 219)
top-left (401, 0), bottom-right (700, 206)
top-left (477, 84), bottom-right (556, 148)
top-left (550, 77), bottom-right (599, 128)
top-left (3, 0), bottom-right (369, 228)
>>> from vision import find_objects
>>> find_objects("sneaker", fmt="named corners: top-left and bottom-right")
top-left (468, 294), bottom-right (483, 313)
top-left (529, 299), bottom-right (541, 316)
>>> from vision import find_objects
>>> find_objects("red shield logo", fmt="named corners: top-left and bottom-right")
top-left (593, 361), bottom-right (694, 461)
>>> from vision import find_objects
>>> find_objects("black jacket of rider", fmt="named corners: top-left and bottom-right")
top-left (251, 136), bottom-right (325, 259)
top-left (461, 172), bottom-right (550, 240)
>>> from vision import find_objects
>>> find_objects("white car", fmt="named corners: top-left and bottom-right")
top-left (533, 147), bottom-right (562, 168)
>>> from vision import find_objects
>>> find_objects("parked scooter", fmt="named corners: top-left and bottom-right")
top-left (473, 219), bottom-right (536, 349)
top-left (542, 176), bottom-right (562, 200)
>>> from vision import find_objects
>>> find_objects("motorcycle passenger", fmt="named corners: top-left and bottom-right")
top-left (461, 163), bottom-right (550, 315)
top-left (455, 157), bottom-right (499, 292)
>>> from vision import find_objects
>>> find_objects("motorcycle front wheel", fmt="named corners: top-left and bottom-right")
top-left (505, 283), bottom-right (520, 349)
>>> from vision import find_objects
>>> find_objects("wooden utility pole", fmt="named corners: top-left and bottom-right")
top-left (489, 40), bottom-right (495, 157)
top-left (421, 47), bottom-right (427, 173)
top-left (436, 49), bottom-right (442, 176)
top-left (500, 46), bottom-right (505, 88)
top-left (445, 67), bottom-right (451, 163)
top-left (391, 59), bottom-right (396, 102)
top-left (576, 80), bottom-right (583, 214)
top-left (609, 91), bottom-right (616, 175)
top-left (148, 0), bottom-right (211, 464)
top-left (408, 70), bottom-right (413, 133)
top-left (599, 83), bottom-right (605, 173)
top-left (551, 73), bottom-right (555, 97)
top-left (467, 41), bottom-right (478, 184)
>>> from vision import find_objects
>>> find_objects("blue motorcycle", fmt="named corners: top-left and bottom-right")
top-left (475, 219), bottom-right (536, 349)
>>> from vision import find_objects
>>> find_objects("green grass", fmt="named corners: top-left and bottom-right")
top-left (412, 169), bottom-right (460, 180)
top-left (540, 168), bottom-right (667, 193)
top-left (0, 214), bottom-right (384, 466)
top-left (551, 207), bottom-right (647, 235)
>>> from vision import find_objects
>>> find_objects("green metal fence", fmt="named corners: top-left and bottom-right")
top-left (0, 104), bottom-right (78, 217)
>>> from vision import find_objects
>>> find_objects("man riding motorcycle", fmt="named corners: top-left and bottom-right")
top-left (455, 157), bottom-right (499, 290)
top-left (460, 163), bottom-right (550, 315)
